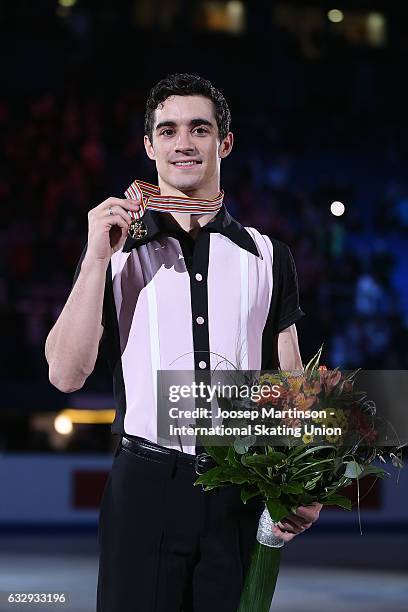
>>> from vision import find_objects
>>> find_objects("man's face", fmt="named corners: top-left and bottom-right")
top-left (144, 95), bottom-right (233, 195)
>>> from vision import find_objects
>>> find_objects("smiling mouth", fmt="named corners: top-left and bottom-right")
top-left (172, 161), bottom-right (202, 167)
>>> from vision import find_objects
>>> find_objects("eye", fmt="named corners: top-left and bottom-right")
top-left (193, 127), bottom-right (209, 135)
top-left (161, 128), bottom-right (174, 136)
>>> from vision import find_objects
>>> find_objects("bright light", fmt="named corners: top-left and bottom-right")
top-left (227, 1), bottom-right (243, 18)
top-left (54, 414), bottom-right (73, 435)
top-left (367, 13), bottom-right (386, 46)
top-left (61, 409), bottom-right (115, 424)
top-left (330, 201), bottom-right (345, 216)
top-left (226, 1), bottom-right (245, 34)
top-left (328, 9), bottom-right (344, 23)
top-left (58, 0), bottom-right (77, 6)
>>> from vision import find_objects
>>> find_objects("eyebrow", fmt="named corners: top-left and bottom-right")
top-left (155, 118), bottom-right (214, 131)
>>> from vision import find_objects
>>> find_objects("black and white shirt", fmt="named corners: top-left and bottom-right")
top-left (73, 204), bottom-right (305, 453)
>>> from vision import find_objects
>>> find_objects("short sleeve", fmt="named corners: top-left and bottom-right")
top-left (273, 241), bottom-right (306, 334)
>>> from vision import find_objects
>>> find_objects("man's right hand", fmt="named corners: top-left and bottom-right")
top-left (85, 197), bottom-right (142, 263)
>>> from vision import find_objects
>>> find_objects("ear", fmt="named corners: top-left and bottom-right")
top-left (218, 131), bottom-right (234, 160)
top-left (144, 135), bottom-right (155, 160)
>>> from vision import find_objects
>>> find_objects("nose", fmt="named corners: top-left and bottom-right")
top-left (174, 127), bottom-right (195, 153)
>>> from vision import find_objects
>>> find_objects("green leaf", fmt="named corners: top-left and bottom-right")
top-left (230, 472), bottom-right (257, 485)
top-left (267, 450), bottom-right (287, 463)
top-left (292, 458), bottom-right (335, 478)
top-left (266, 499), bottom-right (291, 522)
top-left (258, 481), bottom-right (281, 499)
top-left (321, 494), bottom-right (352, 510)
top-left (225, 446), bottom-right (241, 468)
top-left (240, 485), bottom-right (261, 504)
top-left (237, 541), bottom-right (281, 612)
top-left (289, 443), bottom-right (310, 458)
top-left (201, 483), bottom-right (225, 491)
top-left (304, 344), bottom-right (323, 376)
top-left (204, 445), bottom-right (228, 465)
top-left (359, 465), bottom-right (390, 479)
top-left (333, 456), bottom-right (344, 473)
top-left (344, 461), bottom-right (363, 479)
top-left (281, 482), bottom-right (304, 494)
top-left (194, 465), bottom-right (257, 488)
top-left (243, 453), bottom-right (285, 468)
top-left (303, 474), bottom-right (323, 490)
top-left (292, 445), bottom-right (336, 463)
top-left (299, 492), bottom-right (315, 505)
top-left (247, 464), bottom-right (270, 482)
top-left (194, 466), bottom-right (228, 487)
top-left (323, 476), bottom-right (352, 496)
top-left (234, 435), bottom-right (256, 455)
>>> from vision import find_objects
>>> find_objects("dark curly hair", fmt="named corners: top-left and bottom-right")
top-left (144, 73), bottom-right (231, 143)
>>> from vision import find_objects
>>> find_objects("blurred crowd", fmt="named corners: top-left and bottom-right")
top-left (1, 84), bottom-right (407, 398)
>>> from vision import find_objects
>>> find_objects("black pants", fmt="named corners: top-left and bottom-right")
top-left (97, 443), bottom-right (264, 612)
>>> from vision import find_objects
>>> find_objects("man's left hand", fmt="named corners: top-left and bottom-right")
top-left (271, 502), bottom-right (323, 543)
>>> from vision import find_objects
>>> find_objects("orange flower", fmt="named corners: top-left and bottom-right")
top-left (287, 376), bottom-right (303, 394)
top-left (319, 367), bottom-right (342, 392)
top-left (293, 392), bottom-right (317, 410)
top-left (303, 379), bottom-right (321, 396)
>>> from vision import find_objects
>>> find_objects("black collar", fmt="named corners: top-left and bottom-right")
top-left (122, 204), bottom-right (260, 257)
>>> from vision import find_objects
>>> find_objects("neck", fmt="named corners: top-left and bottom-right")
top-left (157, 176), bottom-right (221, 200)
top-left (165, 210), bottom-right (218, 237)
top-left (157, 177), bottom-right (220, 236)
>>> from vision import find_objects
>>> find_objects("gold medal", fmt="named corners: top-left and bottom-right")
top-left (128, 219), bottom-right (148, 240)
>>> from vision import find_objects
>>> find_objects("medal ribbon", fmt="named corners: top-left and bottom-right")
top-left (124, 179), bottom-right (224, 221)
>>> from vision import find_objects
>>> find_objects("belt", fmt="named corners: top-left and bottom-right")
top-left (120, 436), bottom-right (217, 475)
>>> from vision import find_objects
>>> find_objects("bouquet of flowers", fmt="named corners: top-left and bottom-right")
top-left (194, 346), bottom-right (404, 612)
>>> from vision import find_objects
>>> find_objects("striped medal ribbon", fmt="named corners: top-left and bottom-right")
top-left (124, 179), bottom-right (224, 239)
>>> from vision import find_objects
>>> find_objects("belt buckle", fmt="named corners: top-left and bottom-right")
top-left (195, 452), bottom-right (211, 475)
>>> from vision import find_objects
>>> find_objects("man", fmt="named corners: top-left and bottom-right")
top-left (45, 73), bottom-right (321, 612)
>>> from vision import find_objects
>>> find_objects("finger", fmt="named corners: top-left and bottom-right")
top-left (300, 502), bottom-right (322, 510)
top-left (106, 197), bottom-right (142, 208)
top-left (111, 200), bottom-right (141, 214)
top-left (283, 518), bottom-right (313, 531)
top-left (277, 519), bottom-right (305, 534)
top-left (272, 524), bottom-right (296, 543)
top-left (280, 515), bottom-right (308, 529)
top-left (105, 214), bottom-right (130, 233)
top-left (285, 510), bottom-right (316, 527)
top-left (283, 513), bottom-right (307, 526)
top-left (104, 206), bottom-right (133, 226)
top-left (123, 198), bottom-right (142, 210)
top-left (96, 198), bottom-right (141, 215)
top-left (277, 520), bottom-right (303, 534)
top-left (294, 505), bottom-right (321, 523)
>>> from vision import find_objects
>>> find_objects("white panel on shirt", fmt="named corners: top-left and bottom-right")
top-left (110, 229), bottom-right (274, 454)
